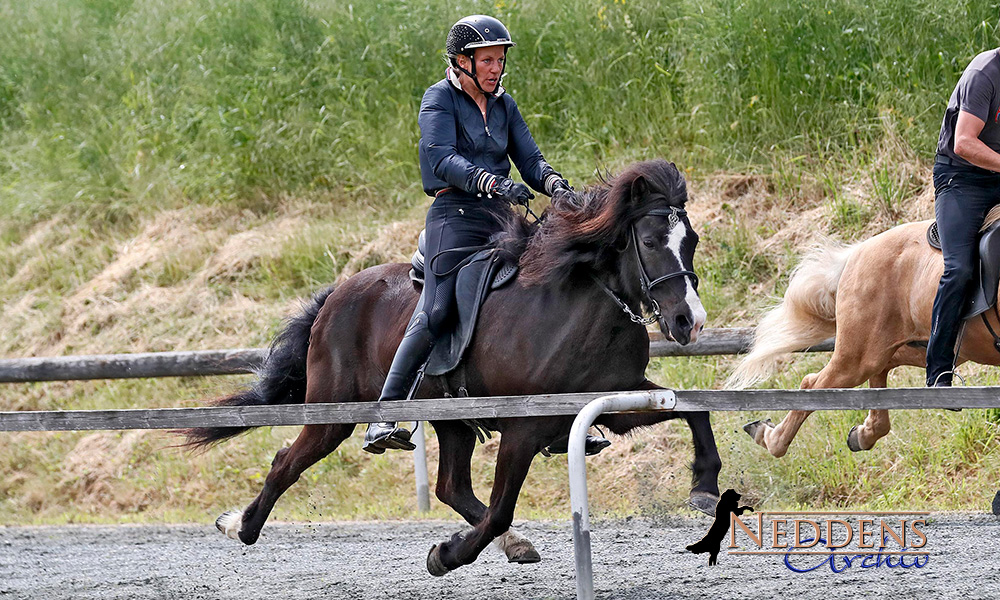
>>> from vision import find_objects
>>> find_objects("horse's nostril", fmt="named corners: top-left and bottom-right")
top-left (675, 313), bottom-right (692, 331)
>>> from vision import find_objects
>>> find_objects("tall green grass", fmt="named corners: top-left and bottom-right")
top-left (1, 0), bottom-right (996, 238)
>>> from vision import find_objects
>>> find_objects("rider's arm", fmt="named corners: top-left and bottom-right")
top-left (953, 67), bottom-right (1000, 172)
top-left (954, 110), bottom-right (1000, 173)
top-left (419, 86), bottom-right (497, 195)
top-left (504, 96), bottom-right (565, 195)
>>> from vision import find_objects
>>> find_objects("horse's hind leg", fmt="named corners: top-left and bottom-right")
top-left (432, 421), bottom-right (540, 564)
top-left (847, 369), bottom-right (892, 452)
top-left (427, 425), bottom-right (540, 575)
top-left (746, 363), bottom-right (843, 457)
top-left (217, 423), bottom-right (355, 545)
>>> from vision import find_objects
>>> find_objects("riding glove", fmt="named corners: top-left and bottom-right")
top-left (492, 177), bottom-right (534, 206)
top-left (551, 178), bottom-right (572, 195)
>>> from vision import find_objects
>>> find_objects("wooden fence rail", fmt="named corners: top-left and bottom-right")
top-left (0, 328), bottom-right (835, 383)
top-left (2, 386), bottom-right (997, 432)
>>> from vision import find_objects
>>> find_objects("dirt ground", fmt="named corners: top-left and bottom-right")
top-left (1, 515), bottom-right (998, 599)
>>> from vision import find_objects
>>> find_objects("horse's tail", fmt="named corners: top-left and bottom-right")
top-left (181, 286), bottom-right (335, 448)
top-left (726, 241), bottom-right (855, 389)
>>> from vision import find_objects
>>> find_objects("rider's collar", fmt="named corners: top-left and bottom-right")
top-left (446, 67), bottom-right (505, 97)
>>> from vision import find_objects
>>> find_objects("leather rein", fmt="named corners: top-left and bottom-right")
top-left (592, 206), bottom-right (699, 326)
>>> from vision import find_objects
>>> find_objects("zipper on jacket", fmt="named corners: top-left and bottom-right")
top-left (483, 99), bottom-right (492, 137)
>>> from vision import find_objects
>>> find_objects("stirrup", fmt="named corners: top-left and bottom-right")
top-left (362, 422), bottom-right (416, 454)
top-left (929, 371), bottom-right (965, 412)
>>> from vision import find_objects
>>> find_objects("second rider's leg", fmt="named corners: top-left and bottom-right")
top-left (926, 165), bottom-right (1000, 386)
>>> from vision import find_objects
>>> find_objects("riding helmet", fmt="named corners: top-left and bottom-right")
top-left (445, 15), bottom-right (515, 67)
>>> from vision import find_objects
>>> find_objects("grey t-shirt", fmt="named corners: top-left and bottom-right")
top-left (937, 48), bottom-right (1000, 166)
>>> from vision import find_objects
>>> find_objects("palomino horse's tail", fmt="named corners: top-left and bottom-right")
top-left (181, 286), bottom-right (335, 448)
top-left (725, 241), bottom-right (855, 389)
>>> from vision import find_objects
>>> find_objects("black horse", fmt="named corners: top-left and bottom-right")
top-left (184, 159), bottom-right (721, 575)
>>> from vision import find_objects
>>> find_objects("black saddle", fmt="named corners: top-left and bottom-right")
top-left (927, 220), bottom-right (1000, 320)
top-left (408, 229), bottom-right (519, 376)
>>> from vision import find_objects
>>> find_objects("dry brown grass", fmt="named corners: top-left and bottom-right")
top-left (59, 431), bottom-right (151, 511)
top-left (0, 196), bottom-right (428, 360)
top-left (337, 219), bottom-right (424, 282)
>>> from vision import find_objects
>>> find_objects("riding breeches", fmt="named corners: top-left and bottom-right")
top-left (927, 160), bottom-right (1000, 385)
top-left (418, 195), bottom-right (508, 337)
top-left (376, 194), bottom-right (508, 403)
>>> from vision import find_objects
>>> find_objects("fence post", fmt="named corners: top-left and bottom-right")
top-left (413, 422), bottom-right (431, 512)
top-left (568, 390), bottom-right (676, 600)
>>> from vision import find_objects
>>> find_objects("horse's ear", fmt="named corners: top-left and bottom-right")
top-left (630, 176), bottom-right (648, 202)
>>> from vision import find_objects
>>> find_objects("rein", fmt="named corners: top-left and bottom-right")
top-left (428, 203), bottom-right (542, 278)
top-left (593, 206), bottom-right (699, 325)
top-left (429, 244), bottom-right (494, 278)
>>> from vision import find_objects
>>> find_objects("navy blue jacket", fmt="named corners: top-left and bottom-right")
top-left (418, 74), bottom-right (557, 197)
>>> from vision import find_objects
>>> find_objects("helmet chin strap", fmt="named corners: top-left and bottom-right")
top-left (454, 50), bottom-right (507, 97)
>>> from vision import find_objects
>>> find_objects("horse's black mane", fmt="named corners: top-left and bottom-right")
top-left (494, 159), bottom-right (688, 286)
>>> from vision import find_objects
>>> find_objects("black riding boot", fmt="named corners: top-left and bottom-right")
top-left (542, 429), bottom-right (612, 457)
top-left (363, 311), bottom-right (436, 454)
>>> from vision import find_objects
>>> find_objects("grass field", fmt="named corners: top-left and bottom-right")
top-left (2, 0), bottom-right (1000, 525)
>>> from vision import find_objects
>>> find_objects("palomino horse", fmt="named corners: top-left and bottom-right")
top-left (727, 216), bottom-right (1000, 458)
top-left (184, 159), bottom-right (721, 575)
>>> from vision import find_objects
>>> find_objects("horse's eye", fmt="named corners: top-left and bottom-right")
top-left (642, 239), bottom-right (655, 249)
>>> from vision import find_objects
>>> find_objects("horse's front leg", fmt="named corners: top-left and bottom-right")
top-left (432, 420), bottom-right (540, 564)
top-left (745, 409), bottom-right (813, 459)
top-left (427, 424), bottom-right (542, 576)
top-left (636, 379), bottom-right (721, 514)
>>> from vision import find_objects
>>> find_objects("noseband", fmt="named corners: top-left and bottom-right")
top-left (593, 206), bottom-right (699, 325)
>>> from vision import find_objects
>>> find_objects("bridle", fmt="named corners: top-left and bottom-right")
top-left (592, 206), bottom-right (699, 325)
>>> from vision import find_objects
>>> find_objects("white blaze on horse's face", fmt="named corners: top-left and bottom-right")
top-left (666, 219), bottom-right (707, 343)
top-left (635, 210), bottom-right (706, 345)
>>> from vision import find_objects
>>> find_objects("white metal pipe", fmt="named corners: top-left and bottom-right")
top-left (413, 422), bottom-right (431, 512)
top-left (569, 390), bottom-right (676, 600)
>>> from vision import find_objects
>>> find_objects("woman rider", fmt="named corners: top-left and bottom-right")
top-left (363, 15), bottom-right (609, 456)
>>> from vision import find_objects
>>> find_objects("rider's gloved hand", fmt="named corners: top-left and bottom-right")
top-left (551, 178), bottom-right (573, 195)
top-left (544, 172), bottom-right (573, 197)
top-left (492, 177), bottom-right (534, 206)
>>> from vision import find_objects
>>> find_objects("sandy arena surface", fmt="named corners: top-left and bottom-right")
top-left (1, 515), bottom-right (998, 599)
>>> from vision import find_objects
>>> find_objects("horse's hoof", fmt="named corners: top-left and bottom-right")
top-left (215, 510), bottom-right (244, 542)
top-left (507, 544), bottom-right (541, 564)
top-left (743, 418), bottom-right (772, 444)
top-left (427, 544), bottom-right (450, 577)
top-left (494, 530), bottom-right (541, 564)
top-left (846, 425), bottom-right (866, 452)
top-left (688, 492), bottom-right (719, 516)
